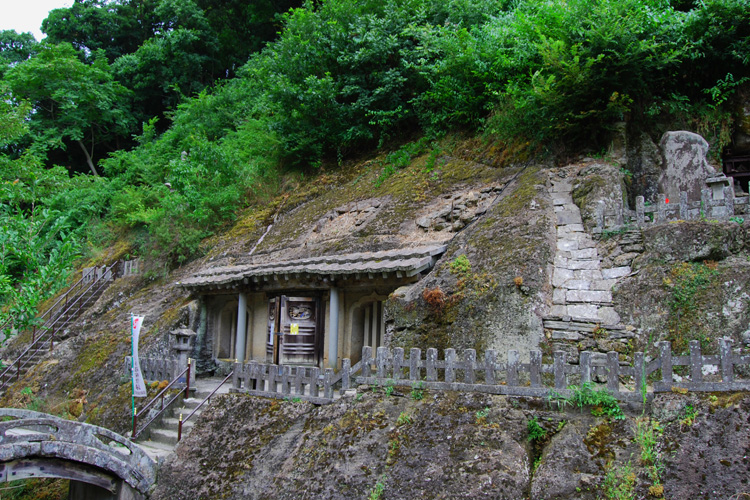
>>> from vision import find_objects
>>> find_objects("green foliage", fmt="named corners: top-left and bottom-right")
top-left (602, 462), bottom-right (636, 500)
top-left (635, 417), bottom-right (664, 495)
top-left (396, 412), bottom-right (413, 426)
top-left (475, 406), bottom-right (490, 424)
top-left (368, 474), bottom-right (387, 500)
top-left (0, 175), bottom-right (81, 335)
top-left (678, 403), bottom-right (698, 426)
top-left (4, 43), bottom-right (134, 175)
top-left (0, 30), bottom-right (38, 77)
top-left (374, 137), bottom-right (441, 186)
top-left (410, 381), bottom-right (424, 401)
top-left (527, 417), bottom-right (547, 442)
top-left (449, 254), bottom-right (472, 278)
top-left (484, 0), bottom-right (684, 148)
top-left (384, 379), bottom-right (395, 397)
top-left (664, 261), bottom-right (720, 353)
top-left (635, 417), bottom-right (662, 465)
top-left (567, 382), bottom-right (625, 419)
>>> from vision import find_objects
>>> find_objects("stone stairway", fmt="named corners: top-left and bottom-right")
top-left (137, 377), bottom-right (232, 461)
top-left (544, 169), bottom-right (636, 359)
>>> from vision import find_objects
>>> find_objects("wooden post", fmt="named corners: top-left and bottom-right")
top-left (376, 346), bottom-right (388, 379)
top-left (185, 358), bottom-right (192, 398)
top-left (362, 346), bottom-right (372, 378)
top-left (464, 349), bottom-right (476, 384)
top-left (341, 359), bottom-right (351, 392)
top-left (445, 349), bottom-right (457, 384)
top-left (679, 191), bottom-right (688, 220)
top-left (633, 352), bottom-right (645, 397)
top-left (269, 364), bottom-right (279, 393)
top-left (636, 196), bottom-right (645, 226)
top-left (281, 365), bottom-right (291, 395)
top-left (409, 348), bottom-right (421, 382)
top-left (720, 337), bottom-right (734, 383)
top-left (310, 367), bottom-right (320, 397)
top-left (530, 350), bottom-right (542, 387)
top-left (701, 187), bottom-right (710, 218)
top-left (657, 194), bottom-right (667, 223)
top-left (426, 348), bottom-right (438, 381)
top-left (660, 341), bottom-right (673, 386)
top-left (507, 350), bottom-right (519, 387)
top-left (689, 340), bottom-right (702, 383)
top-left (580, 351), bottom-right (592, 385)
top-left (724, 185), bottom-right (735, 217)
top-left (324, 368), bottom-right (334, 399)
top-left (596, 202), bottom-right (605, 230)
top-left (554, 351), bottom-right (566, 390)
top-left (485, 350), bottom-right (497, 385)
top-left (606, 351), bottom-right (619, 394)
top-left (132, 407), bottom-right (137, 440)
top-left (393, 348), bottom-right (404, 381)
top-left (249, 362), bottom-right (259, 391)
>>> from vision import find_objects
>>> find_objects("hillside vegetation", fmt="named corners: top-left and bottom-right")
top-left (2, 0), bottom-right (749, 332)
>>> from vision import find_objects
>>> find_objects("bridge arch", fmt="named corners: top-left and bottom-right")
top-left (0, 409), bottom-right (156, 497)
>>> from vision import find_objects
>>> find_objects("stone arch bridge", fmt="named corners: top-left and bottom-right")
top-left (0, 409), bottom-right (156, 499)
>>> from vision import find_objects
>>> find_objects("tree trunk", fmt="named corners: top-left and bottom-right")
top-left (77, 139), bottom-right (99, 176)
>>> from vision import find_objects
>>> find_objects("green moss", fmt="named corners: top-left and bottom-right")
top-left (571, 175), bottom-right (607, 210)
top-left (664, 261), bottom-right (721, 354)
top-left (492, 166), bottom-right (544, 218)
top-left (584, 421), bottom-right (616, 465)
top-left (70, 333), bottom-right (119, 383)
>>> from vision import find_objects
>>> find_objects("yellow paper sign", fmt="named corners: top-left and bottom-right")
top-left (290, 323), bottom-right (299, 335)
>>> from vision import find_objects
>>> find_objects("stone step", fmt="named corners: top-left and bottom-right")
top-left (136, 440), bottom-right (174, 462)
top-left (162, 416), bottom-right (198, 431)
top-left (149, 428), bottom-right (179, 446)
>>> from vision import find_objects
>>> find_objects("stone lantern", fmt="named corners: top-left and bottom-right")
top-left (706, 174), bottom-right (731, 201)
top-left (169, 328), bottom-right (196, 369)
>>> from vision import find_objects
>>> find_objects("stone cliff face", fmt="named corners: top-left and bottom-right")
top-left (3, 133), bottom-right (750, 498)
top-left (151, 390), bottom-right (750, 500)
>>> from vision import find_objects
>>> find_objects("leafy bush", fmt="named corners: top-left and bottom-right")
top-left (567, 382), bottom-right (625, 419)
top-left (527, 416), bottom-right (547, 442)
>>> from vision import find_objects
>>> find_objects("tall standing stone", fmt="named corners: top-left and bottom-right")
top-left (658, 131), bottom-right (717, 202)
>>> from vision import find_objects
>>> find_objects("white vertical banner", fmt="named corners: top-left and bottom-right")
top-left (131, 315), bottom-right (148, 397)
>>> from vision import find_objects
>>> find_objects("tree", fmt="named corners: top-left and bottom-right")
top-left (42, 0), bottom-right (160, 63)
top-left (0, 30), bottom-right (38, 77)
top-left (4, 43), bottom-right (134, 176)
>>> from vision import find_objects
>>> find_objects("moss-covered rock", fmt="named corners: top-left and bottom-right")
top-left (389, 165), bottom-right (554, 358)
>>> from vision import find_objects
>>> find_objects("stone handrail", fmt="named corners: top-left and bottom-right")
top-left (595, 184), bottom-right (747, 233)
top-left (231, 338), bottom-right (749, 404)
top-left (0, 408), bottom-right (156, 494)
top-left (125, 356), bottom-right (195, 387)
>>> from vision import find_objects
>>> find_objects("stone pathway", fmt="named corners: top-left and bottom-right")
top-left (547, 174), bottom-right (630, 325)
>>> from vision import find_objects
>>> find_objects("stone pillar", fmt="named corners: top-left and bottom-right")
top-left (328, 287), bottom-right (340, 369)
top-left (235, 292), bottom-right (248, 364)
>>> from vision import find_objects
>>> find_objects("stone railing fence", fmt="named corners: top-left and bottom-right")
top-left (229, 339), bottom-right (750, 405)
top-left (120, 259), bottom-right (142, 277)
top-left (124, 356), bottom-right (195, 387)
top-left (81, 264), bottom-right (114, 283)
top-left (594, 178), bottom-right (748, 234)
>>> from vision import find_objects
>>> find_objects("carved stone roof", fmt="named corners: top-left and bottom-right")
top-left (179, 245), bottom-right (447, 291)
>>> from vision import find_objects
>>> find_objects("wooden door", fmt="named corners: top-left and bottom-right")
top-left (279, 296), bottom-right (320, 365)
top-left (267, 296), bottom-right (321, 366)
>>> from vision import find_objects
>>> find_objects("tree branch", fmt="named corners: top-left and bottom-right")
top-left (77, 139), bottom-right (99, 176)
